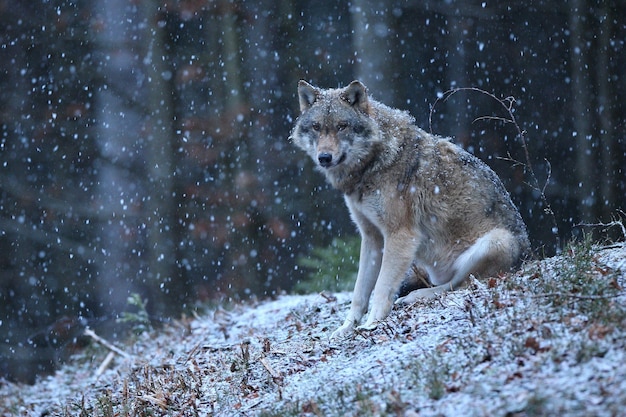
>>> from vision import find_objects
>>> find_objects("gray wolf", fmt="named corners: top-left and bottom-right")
top-left (290, 80), bottom-right (530, 340)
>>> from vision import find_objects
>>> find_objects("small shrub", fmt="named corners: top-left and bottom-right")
top-left (543, 235), bottom-right (624, 324)
top-left (294, 236), bottom-right (360, 294)
top-left (116, 293), bottom-right (152, 334)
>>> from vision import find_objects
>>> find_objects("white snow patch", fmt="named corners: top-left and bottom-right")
top-left (1, 244), bottom-right (625, 416)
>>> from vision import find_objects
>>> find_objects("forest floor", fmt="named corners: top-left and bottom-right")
top-left (1, 240), bottom-right (625, 416)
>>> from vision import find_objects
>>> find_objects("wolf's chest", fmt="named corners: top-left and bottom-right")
top-left (346, 189), bottom-right (405, 233)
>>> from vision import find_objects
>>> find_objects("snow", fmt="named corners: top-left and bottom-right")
top-left (1, 243), bottom-right (625, 416)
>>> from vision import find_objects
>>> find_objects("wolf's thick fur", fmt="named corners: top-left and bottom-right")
top-left (290, 80), bottom-right (530, 340)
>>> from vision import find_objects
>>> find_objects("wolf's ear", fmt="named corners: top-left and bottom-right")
top-left (298, 80), bottom-right (319, 112)
top-left (342, 80), bottom-right (369, 113)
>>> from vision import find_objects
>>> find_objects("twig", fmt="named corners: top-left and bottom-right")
top-left (574, 214), bottom-right (626, 240)
top-left (411, 263), bottom-right (432, 288)
top-left (259, 356), bottom-right (282, 381)
top-left (319, 291), bottom-right (337, 302)
top-left (429, 87), bottom-right (560, 252)
top-left (531, 292), bottom-right (623, 301)
top-left (95, 351), bottom-right (116, 376)
top-left (185, 341), bottom-right (201, 363)
top-left (243, 399), bottom-right (264, 411)
top-left (84, 327), bottom-right (132, 358)
top-left (541, 159), bottom-right (553, 197)
top-left (137, 394), bottom-right (167, 408)
top-left (473, 115), bottom-right (515, 125)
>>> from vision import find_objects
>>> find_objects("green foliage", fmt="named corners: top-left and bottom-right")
top-left (522, 393), bottom-right (549, 416)
top-left (116, 293), bottom-right (152, 334)
top-left (96, 391), bottom-right (114, 417)
top-left (544, 234), bottom-right (624, 324)
top-left (404, 353), bottom-right (449, 401)
top-left (258, 402), bottom-right (301, 417)
top-left (424, 354), bottom-right (449, 401)
top-left (293, 236), bottom-right (360, 294)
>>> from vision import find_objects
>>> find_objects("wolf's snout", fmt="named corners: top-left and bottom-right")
top-left (318, 152), bottom-right (333, 167)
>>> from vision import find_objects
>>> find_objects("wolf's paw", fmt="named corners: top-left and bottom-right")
top-left (356, 321), bottom-right (378, 332)
top-left (394, 294), bottom-right (416, 305)
top-left (395, 287), bottom-right (439, 305)
top-left (330, 322), bottom-right (355, 342)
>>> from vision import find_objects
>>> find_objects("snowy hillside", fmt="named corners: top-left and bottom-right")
top-left (1, 242), bottom-right (625, 416)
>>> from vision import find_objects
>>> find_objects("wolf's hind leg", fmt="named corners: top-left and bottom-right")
top-left (396, 228), bottom-right (519, 304)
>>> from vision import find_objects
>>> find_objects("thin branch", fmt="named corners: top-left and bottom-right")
top-left (542, 159), bottom-right (553, 196)
top-left (574, 216), bottom-right (626, 241)
top-left (259, 356), bottom-right (282, 382)
top-left (531, 292), bottom-right (623, 301)
top-left (496, 152), bottom-right (525, 168)
top-left (84, 327), bottom-right (132, 359)
top-left (429, 87), bottom-right (560, 252)
top-left (95, 351), bottom-right (116, 377)
top-left (473, 115), bottom-right (515, 125)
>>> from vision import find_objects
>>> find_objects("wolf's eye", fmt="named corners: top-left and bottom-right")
top-left (312, 122), bottom-right (321, 132)
top-left (337, 122), bottom-right (348, 131)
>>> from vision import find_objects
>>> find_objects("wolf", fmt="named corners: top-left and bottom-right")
top-left (290, 80), bottom-right (530, 340)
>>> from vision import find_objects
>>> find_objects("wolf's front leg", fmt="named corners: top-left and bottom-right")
top-left (360, 231), bottom-right (417, 329)
top-left (331, 231), bottom-right (383, 341)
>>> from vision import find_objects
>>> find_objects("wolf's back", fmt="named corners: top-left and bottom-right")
top-left (393, 129), bottom-right (530, 258)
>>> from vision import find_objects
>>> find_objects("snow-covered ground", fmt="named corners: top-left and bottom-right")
top-left (2, 243), bottom-right (625, 416)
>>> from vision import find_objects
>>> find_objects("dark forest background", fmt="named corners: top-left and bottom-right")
top-left (1, 0), bottom-right (624, 382)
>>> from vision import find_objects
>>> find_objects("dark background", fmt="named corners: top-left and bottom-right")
top-left (1, 0), bottom-right (624, 382)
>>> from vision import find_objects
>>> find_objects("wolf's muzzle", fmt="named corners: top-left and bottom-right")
top-left (318, 152), bottom-right (346, 168)
top-left (318, 152), bottom-right (333, 167)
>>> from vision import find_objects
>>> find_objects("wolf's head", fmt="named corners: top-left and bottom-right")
top-left (290, 80), bottom-right (381, 184)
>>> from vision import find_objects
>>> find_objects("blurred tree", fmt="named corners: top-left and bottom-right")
top-left (91, 0), bottom-right (190, 318)
top-left (0, 0), bottom-right (100, 381)
top-left (350, 0), bottom-right (395, 104)
top-left (140, 0), bottom-right (181, 315)
top-left (568, 0), bottom-right (594, 222)
top-left (596, 2), bottom-right (617, 223)
top-left (0, 0), bottom-right (624, 383)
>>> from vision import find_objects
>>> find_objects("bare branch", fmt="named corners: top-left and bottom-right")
top-left (84, 327), bottom-right (132, 359)
top-left (574, 216), bottom-right (626, 241)
top-left (542, 159), bottom-right (553, 196)
top-left (531, 292), bottom-right (623, 301)
top-left (473, 115), bottom-right (515, 125)
top-left (429, 87), bottom-right (561, 251)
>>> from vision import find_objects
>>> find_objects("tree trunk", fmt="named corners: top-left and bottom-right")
top-left (139, 0), bottom-right (180, 317)
top-left (93, 0), bottom-right (179, 317)
top-left (568, 0), bottom-right (595, 223)
top-left (93, 0), bottom-right (144, 316)
top-left (596, 4), bottom-right (615, 222)
top-left (350, 0), bottom-right (395, 104)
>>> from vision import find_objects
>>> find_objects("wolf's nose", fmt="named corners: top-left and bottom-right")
top-left (318, 152), bottom-right (333, 167)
